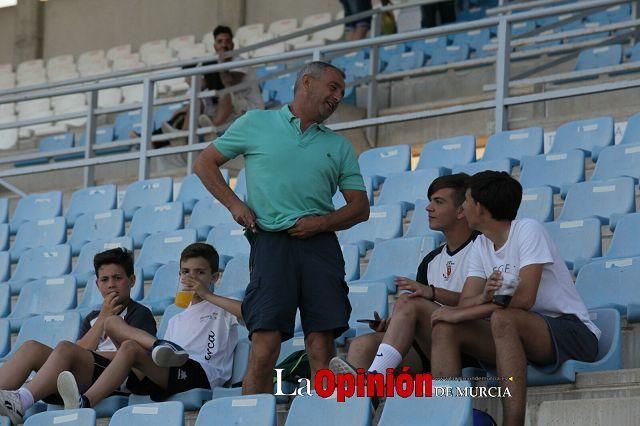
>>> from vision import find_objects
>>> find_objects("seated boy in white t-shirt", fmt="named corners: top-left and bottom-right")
top-left (56, 243), bottom-right (241, 409)
top-left (429, 171), bottom-right (600, 426)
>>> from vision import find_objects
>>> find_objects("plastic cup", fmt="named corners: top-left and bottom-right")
top-left (174, 289), bottom-right (194, 308)
top-left (492, 271), bottom-right (520, 307)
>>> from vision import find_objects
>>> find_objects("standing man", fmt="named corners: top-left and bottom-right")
top-left (194, 61), bottom-right (370, 394)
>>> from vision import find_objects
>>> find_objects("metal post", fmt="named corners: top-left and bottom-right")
top-left (83, 89), bottom-right (97, 188)
top-left (366, 12), bottom-right (381, 148)
top-left (312, 48), bottom-right (321, 61)
top-left (494, 15), bottom-right (512, 133)
top-left (186, 75), bottom-right (199, 174)
top-left (138, 78), bottom-right (154, 180)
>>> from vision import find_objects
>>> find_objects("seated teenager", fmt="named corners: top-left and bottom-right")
top-left (0, 248), bottom-right (155, 425)
top-left (429, 171), bottom-right (600, 426)
top-left (56, 243), bottom-right (242, 409)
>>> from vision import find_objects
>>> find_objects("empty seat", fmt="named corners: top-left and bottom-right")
top-left (407, 36), bottom-right (448, 58)
top-left (139, 39), bottom-right (169, 61)
top-left (141, 262), bottom-right (180, 316)
top-left (379, 44), bottom-right (406, 64)
top-left (195, 394), bottom-right (276, 426)
top-left (39, 133), bottom-right (81, 162)
top-left (176, 172), bottom-right (229, 214)
top-left (619, 111), bottom-right (640, 144)
top-left (338, 281), bottom-right (388, 345)
top-left (72, 237), bottom-right (133, 287)
top-left (376, 169), bottom-right (442, 216)
top-left (10, 217), bottom-right (67, 262)
top-left (0, 198), bottom-right (9, 224)
top-left (121, 177), bottom-right (173, 221)
top-left (187, 198), bottom-right (235, 241)
top-left (338, 203), bottom-right (403, 256)
top-left (114, 110), bottom-right (141, 141)
top-left (452, 158), bottom-right (512, 175)
top-left (519, 150), bottom-right (585, 195)
top-left (136, 229), bottom-right (197, 280)
top-left (358, 144), bottom-right (411, 189)
top-left (430, 44), bottom-right (470, 65)
top-left (65, 184), bottom-right (117, 228)
top-left (602, 213), bottom-right (640, 260)
top-left (8, 244), bottom-right (72, 294)
top-left (416, 135), bottom-right (476, 171)
top-left (177, 43), bottom-right (207, 60)
top-left (285, 392), bottom-right (372, 426)
top-left (0, 252), bottom-right (9, 282)
top-left (558, 177), bottom-right (636, 224)
top-left (451, 28), bottom-right (492, 52)
top-left (215, 254), bottom-right (249, 299)
top-left (383, 51), bottom-right (426, 73)
top-left (68, 209), bottom-right (125, 256)
top-left (550, 116), bottom-right (614, 161)
top-left (342, 244), bottom-right (360, 282)
top-left (0, 224), bottom-right (7, 252)
top-left (128, 202), bottom-right (184, 249)
top-left (206, 223), bottom-right (250, 270)
top-left (575, 44), bottom-right (622, 71)
top-left (483, 127), bottom-right (544, 165)
top-left (109, 401), bottom-right (183, 426)
top-left (544, 218), bottom-right (601, 271)
top-left (107, 44), bottom-right (132, 61)
top-left (516, 186), bottom-right (554, 223)
top-left (10, 191), bottom-right (62, 234)
top-left (403, 199), bottom-right (446, 242)
top-left (591, 143), bottom-right (640, 182)
top-left (24, 408), bottom-right (95, 426)
top-left (235, 23), bottom-right (265, 45)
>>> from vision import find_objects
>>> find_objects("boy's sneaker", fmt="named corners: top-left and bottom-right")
top-left (0, 390), bottom-right (24, 424)
top-left (57, 371), bottom-right (85, 410)
top-left (329, 356), bottom-right (358, 375)
top-left (152, 340), bottom-right (189, 367)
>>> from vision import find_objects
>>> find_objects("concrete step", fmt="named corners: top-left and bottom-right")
top-left (528, 396), bottom-right (640, 426)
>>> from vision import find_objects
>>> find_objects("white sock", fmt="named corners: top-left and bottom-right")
top-left (17, 387), bottom-right (34, 410)
top-left (368, 343), bottom-right (403, 373)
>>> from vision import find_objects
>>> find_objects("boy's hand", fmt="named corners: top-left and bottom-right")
top-left (482, 271), bottom-right (503, 303)
top-left (98, 292), bottom-right (123, 320)
top-left (395, 277), bottom-right (432, 299)
top-left (181, 275), bottom-right (213, 299)
top-left (371, 310), bottom-right (389, 332)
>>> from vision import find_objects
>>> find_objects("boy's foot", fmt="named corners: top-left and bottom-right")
top-left (329, 356), bottom-right (357, 375)
top-left (161, 121), bottom-right (178, 134)
top-left (152, 340), bottom-right (189, 367)
top-left (0, 390), bottom-right (24, 424)
top-left (57, 371), bottom-right (85, 409)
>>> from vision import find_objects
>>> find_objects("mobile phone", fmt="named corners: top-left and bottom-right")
top-left (356, 319), bottom-right (381, 326)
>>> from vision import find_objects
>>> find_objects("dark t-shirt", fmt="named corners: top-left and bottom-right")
top-left (183, 60), bottom-right (223, 103)
top-left (80, 300), bottom-right (157, 339)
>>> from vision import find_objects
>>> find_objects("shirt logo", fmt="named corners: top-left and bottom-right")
top-left (205, 330), bottom-right (216, 361)
top-left (200, 313), bottom-right (218, 322)
top-left (443, 260), bottom-right (455, 281)
top-left (177, 369), bottom-right (188, 381)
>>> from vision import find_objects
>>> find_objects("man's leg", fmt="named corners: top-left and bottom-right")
top-left (305, 331), bottom-right (335, 386)
top-left (0, 341), bottom-right (53, 390)
top-left (347, 332), bottom-right (425, 373)
top-left (242, 330), bottom-right (282, 395)
top-left (103, 315), bottom-right (156, 350)
top-left (491, 309), bottom-right (554, 426)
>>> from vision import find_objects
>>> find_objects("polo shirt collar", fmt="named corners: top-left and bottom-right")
top-left (281, 105), bottom-right (329, 132)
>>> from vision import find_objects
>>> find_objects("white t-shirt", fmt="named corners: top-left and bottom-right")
top-left (90, 307), bottom-right (130, 352)
top-left (164, 300), bottom-right (239, 388)
top-left (423, 234), bottom-right (478, 294)
top-left (466, 218), bottom-right (600, 339)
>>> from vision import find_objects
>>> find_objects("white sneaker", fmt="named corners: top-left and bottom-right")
top-left (152, 340), bottom-right (189, 367)
top-left (329, 356), bottom-right (357, 375)
top-left (57, 371), bottom-right (81, 410)
top-left (161, 121), bottom-right (178, 134)
top-left (0, 390), bottom-right (24, 425)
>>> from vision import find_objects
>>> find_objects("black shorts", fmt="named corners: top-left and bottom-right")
top-left (242, 230), bottom-right (352, 341)
top-left (127, 358), bottom-right (211, 402)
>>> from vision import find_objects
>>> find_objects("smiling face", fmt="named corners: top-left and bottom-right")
top-left (427, 187), bottom-right (464, 232)
top-left (96, 263), bottom-right (134, 305)
top-left (304, 67), bottom-right (345, 122)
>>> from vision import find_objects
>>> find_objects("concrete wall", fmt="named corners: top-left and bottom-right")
top-left (244, 0), bottom-right (341, 27)
top-left (0, 6), bottom-right (16, 65)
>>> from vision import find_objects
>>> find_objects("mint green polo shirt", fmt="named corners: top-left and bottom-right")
top-left (214, 105), bottom-right (366, 231)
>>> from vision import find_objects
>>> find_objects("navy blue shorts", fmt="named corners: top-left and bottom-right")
top-left (241, 230), bottom-right (351, 341)
top-left (341, 0), bottom-right (373, 29)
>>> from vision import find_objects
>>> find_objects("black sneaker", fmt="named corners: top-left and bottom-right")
top-left (151, 339), bottom-right (189, 367)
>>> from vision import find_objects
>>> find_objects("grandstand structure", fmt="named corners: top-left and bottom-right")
top-left (0, 0), bottom-right (640, 424)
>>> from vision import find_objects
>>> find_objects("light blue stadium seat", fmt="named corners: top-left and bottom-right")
top-left (277, 334), bottom-right (307, 365)
top-left (620, 111), bottom-right (640, 144)
top-left (544, 218), bottom-right (601, 272)
top-left (0, 224), bottom-right (8, 252)
top-left (358, 144), bottom-right (411, 190)
top-left (511, 20), bottom-right (536, 36)
top-left (337, 204), bottom-right (403, 256)
top-left (229, 336), bottom-right (250, 387)
top-left (379, 43), bottom-right (406, 65)
top-left (156, 304), bottom-right (184, 339)
top-left (0, 312), bottom-right (81, 362)
top-left (285, 392), bottom-right (372, 426)
top-left (24, 409), bottom-right (96, 426)
top-left (550, 116), bottom-right (614, 161)
top-left (195, 394), bottom-right (276, 426)
top-left (0, 285), bottom-right (10, 318)
top-left (407, 36), bottom-right (447, 58)
top-left (519, 150), bottom-right (585, 195)
top-left (597, 212), bottom-right (640, 261)
top-left (483, 127), bottom-right (544, 165)
top-left (0, 252), bottom-right (8, 284)
top-left (379, 380), bottom-right (473, 425)
top-left (416, 135), bottom-right (476, 172)
top-left (153, 103), bottom-right (184, 131)
top-left (135, 229), bottom-right (196, 280)
top-left (211, 387), bottom-right (243, 399)
top-left (71, 237), bottom-right (133, 287)
top-left (352, 236), bottom-right (439, 293)
top-left (392, 51), bottom-right (425, 73)
top-left (121, 177), bottom-right (173, 221)
top-left (404, 199), bottom-right (446, 242)
top-left (587, 4), bottom-right (630, 24)
top-left (342, 244), bottom-right (360, 282)
top-left (9, 244), bottom-right (72, 295)
top-left (0, 198), bottom-right (7, 224)
top-left (591, 143), bottom-right (640, 182)
top-left (430, 44), bottom-right (470, 65)
top-left (114, 110), bottom-right (141, 141)
top-left (10, 191), bottom-right (63, 234)
top-left (110, 402), bottom-right (183, 426)
top-left (65, 184), bottom-right (117, 228)
top-left (175, 172), bottom-right (229, 214)
top-left (68, 209), bottom-right (125, 256)
top-left (272, 73), bottom-right (296, 105)
top-left (214, 254), bottom-right (249, 299)
top-left (81, 126), bottom-right (129, 155)
top-left (233, 169), bottom-right (247, 201)
top-left (452, 158), bottom-right (512, 175)
top-left (256, 63), bottom-right (286, 83)
top-left (206, 223), bottom-right (250, 270)
top-left (527, 309), bottom-right (622, 385)
top-left (376, 169), bottom-right (442, 216)
top-left (41, 133), bottom-right (82, 162)
top-left (331, 51), bottom-right (367, 72)
top-left (557, 177), bottom-right (636, 224)
top-left (128, 202), bottom-right (184, 249)
top-left (516, 186), bottom-right (554, 223)
top-left (575, 44), bottom-right (622, 71)
top-left (141, 262), bottom-right (179, 315)
top-left (0, 320), bottom-right (10, 357)
top-left (10, 217), bottom-right (67, 262)
top-left (451, 28), bottom-right (491, 52)
top-left (337, 281), bottom-right (388, 346)
top-left (187, 198), bottom-right (235, 241)
top-left (332, 176), bottom-right (374, 208)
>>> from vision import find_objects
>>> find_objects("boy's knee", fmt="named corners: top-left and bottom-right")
top-left (490, 309), bottom-right (517, 337)
top-left (103, 315), bottom-right (126, 335)
top-left (118, 340), bottom-right (144, 358)
top-left (53, 340), bottom-right (78, 354)
top-left (431, 321), bottom-right (456, 343)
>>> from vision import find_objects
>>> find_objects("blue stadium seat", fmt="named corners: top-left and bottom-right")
top-left (256, 63), bottom-right (286, 83)
top-left (7, 276), bottom-right (77, 332)
top-left (379, 380), bottom-right (473, 426)
top-left (379, 43), bottom-right (406, 65)
top-left (175, 172), bottom-right (229, 214)
top-left (121, 177), bottom-right (173, 221)
top-left (430, 44), bottom-right (470, 65)
top-left (452, 158), bottom-right (512, 175)
top-left (68, 209), bottom-right (125, 256)
top-left (9, 244), bottom-right (72, 295)
top-left (591, 143), bottom-right (640, 182)
top-left (156, 304), bottom-right (184, 339)
top-left (128, 202), bottom-right (184, 249)
top-left (114, 110), bottom-right (141, 141)
top-left (195, 394), bottom-right (276, 426)
top-left (0, 312), bottom-right (81, 362)
top-left (272, 73), bottom-right (296, 105)
top-left (331, 51), bottom-right (367, 72)
top-left (141, 262), bottom-right (179, 315)
top-left (109, 402), bottom-right (183, 426)
top-left (0, 224), bottom-right (8, 252)
top-left (352, 236), bottom-right (439, 293)
top-left (544, 218), bottom-right (601, 272)
top-left (516, 186), bottom-right (554, 223)
top-left (407, 36), bottom-right (448, 58)
top-left (0, 285), bottom-right (9, 318)
top-left (80, 126), bottom-right (129, 155)
top-left (483, 127), bottom-right (544, 165)
top-left (575, 44), bottom-right (622, 71)
top-left (332, 175), bottom-right (374, 209)
top-left (337, 281), bottom-right (388, 345)
top-left (376, 169), bottom-right (442, 216)
top-left (600, 213), bottom-right (640, 260)
top-left (136, 229), bottom-right (197, 280)
top-left (10, 217), bottom-right (67, 262)
top-left (0, 198), bottom-right (7, 224)
top-left (0, 320), bottom-right (9, 359)
top-left (71, 237), bottom-right (133, 287)
top-left (41, 133), bottom-right (83, 162)
top-left (451, 28), bottom-right (492, 52)
top-left (342, 244), bottom-right (360, 282)
top-left (404, 199), bottom-right (446, 242)
top-left (187, 198), bottom-right (235, 241)
top-left (215, 254), bottom-right (249, 299)
top-left (337, 204), bottom-right (403, 256)
top-left (24, 409), bottom-right (96, 426)
top-left (206, 223), bottom-right (250, 270)
top-left (619, 111), bottom-right (640, 144)
top-left (511, 20), bottom-right (536, 36)
top-left (358, 144), bottom-right (411, 190)
top-left (550, 116), bottom-right (614, 161)
top-left (211, 387), bottom-right (243, 400)
top-left (153, 103), bottom-right (184, 131)
top-left (557, 177), bottom-right (636, 224)
top-left (285, 392), bottom-right (372, 426)
top-left (229, 336), bottom-right (251, 387)
top-left (519, 150), bottom-right (585, 195)
top-left (527, 309), bottom-right (622, 385)
top-left (416, 135), bottom-right (476, 172)
top-left (0, 252), bottom-right (8, 283)
top-left (65, 184), bottom-right (117, 227)
top-left (10, 191), bottom-right (63, 234)
top-left (233, 169), bottom-right (247, 201)
top-left (587, 4), bottom-right (630, 24)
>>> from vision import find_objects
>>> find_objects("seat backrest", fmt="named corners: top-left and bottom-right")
top-left (233, 169), bottom-right (247, 200)
top-left (0, 251), bottom-right (9, 282)
top-left (235, 23), bottom-right (265, 43)
top-left (10, 191), bottom-right (63, 233)
top-left (516, 186), bottom-right (554, 223)
top-left (452, 158), bottom-right (512, 175)
top-left (519, 150), bottom-right (585, 192)
top-left (10, 312), bottom-right (81, 358)
top-left (338, 203), bottom-right (403, 246)
top-left (589, 308), bottom-right (620, 362)
top-left (483, 127), bottom-right (544, 163)
top-left (136, 229), bottom-right (197, 273)
top-left (285, 392), bottom-right (372, 426)
top-left (431, 44), bottom-right (470, 65)
top-left (109, 401), bottom-right (184, 426)
top-left (0, 198), bottom-right (8, 224)
top-left (417, 135), bottom-right (476, 170)
top-left (196, 394), bottom-right (276, 426)
top-left (24, 408), bottom-right (96, 426)
top-left (79, 126), bottom-right (115, 148)
top-left (379, 43), bottom-right (406, 63)
top-left (187, 198), bottom-right (235, 240)
top-left (176, 172), bottom-right (229, 213)
top-left (620, 111), bottom-right (640, 145)
top-left (558, 177), bottom-right (636, 223)
top-left (551, 116), bottom-right (614, 157)
top-left (543, 218), bottom-right (602, 267)
top-left (215, 254), bottom-right (250, 298)
top-left (342, 244), bottom-right (360, 282)
top-left (348, 281), bottom-right (389, 327)
top-left (128, 202), bottom-right (184, 248)
top-left (268, 18), bottom-right (298, 36)
top-left (361, 237), bottom-right (438, 281)
top-left (113, 109), bottom-right (141, 140)
top-left (10, 217), bottom-right (67, 261)
top-left (11, 244), bottom-right (71, 283)
top-left (69, 209), bottom-right (125, 255)
top-left (577, 258), bottom-right (640, 311)
top-left (153, 103), bottom-right (184, 131)
top-left (606, 213), bottom-right (640, 259)
top-left (407, 36), bottom-right (447, 57)
top-left (591, 143), bottom-right (640, 182)
top-left (40, 133), bottom-right (74, 152)
top-left (575, 45), bottom-right (622, 71)
top-left (206, 223), bottom-right (250, 267)
top-left (121, 177), bottom-right (173, 220)
top-left (143, 262), bottom-right (180, 303)
top-left (72, 236), bottom-right (133, 278)
top-left (157, 304), bottom-right (184, 339)
top-left (66, 184), bottom-right (118, 228)
top-left (12, 276), bottom-right (77, 318)
top-left (358, 144), bottom-right (411, 181)
top-left (377, 169), bottom-right (441, 207)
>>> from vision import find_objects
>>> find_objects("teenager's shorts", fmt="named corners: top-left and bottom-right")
top-left (241, 230), bottom-right (352, 341)
top-left (127, 359), bottom-right (211, 402)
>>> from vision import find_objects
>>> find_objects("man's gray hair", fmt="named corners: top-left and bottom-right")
top-left (293, 61), bottom-right (346, 94)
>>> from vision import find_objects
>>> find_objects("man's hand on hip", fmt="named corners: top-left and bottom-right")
top-left (288, 216), bottom-right (327, 239)
top-left (229, 200), bottom-right (258, 233)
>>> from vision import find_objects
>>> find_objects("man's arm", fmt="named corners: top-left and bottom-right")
top-left (431, 303), bottom-right (502, 326)
top-left (201, 293), bottom-right (244, 323)
top-left (456, 276), bottom-right (491, 308)
top-left (506, 264), bottom-right (544, 311)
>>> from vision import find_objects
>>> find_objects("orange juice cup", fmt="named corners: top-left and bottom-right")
top-left (174, 290), bottom-right (195, 308)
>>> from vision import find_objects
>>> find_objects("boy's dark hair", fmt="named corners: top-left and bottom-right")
top-left (427, 173), bottom-right (469, 207)
top-left (466, 171), bottom-right (522, 221)
top-left (213, 25), bottom-right (233, 39)
top-left (180, 243), bottom-right (220, 273)
top-left (94, 248), bottom-right (134, 277)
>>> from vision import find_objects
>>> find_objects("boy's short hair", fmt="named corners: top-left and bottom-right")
top-left (427, 173), bottom-right (469, 207)
top-left (213, 25), bottom-right (233, 39)
top-left (94, 248), bottom-right (134, 277)
top-left (466, 171), bottom-right (522, 220)
top-left (180, 243), bottom-right (220, 272)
